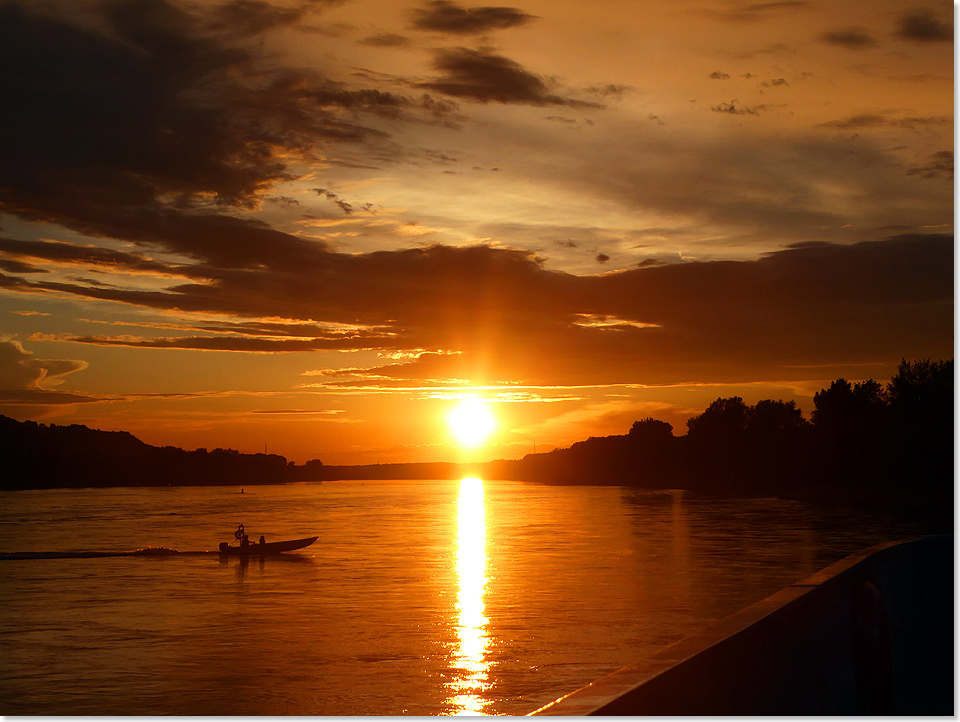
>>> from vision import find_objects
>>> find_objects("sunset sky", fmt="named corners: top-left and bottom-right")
top-left (0, 0), bottom-right (953, 465)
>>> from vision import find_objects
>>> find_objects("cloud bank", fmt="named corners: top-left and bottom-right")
top-left (3, 232), bottom-right (952, 388)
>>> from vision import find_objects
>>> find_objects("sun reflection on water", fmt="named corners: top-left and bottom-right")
top-left (446, 477), bottom-right (491, 716)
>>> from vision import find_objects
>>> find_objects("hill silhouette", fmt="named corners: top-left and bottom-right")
top-left (0, 417), bottom-right (295, 489)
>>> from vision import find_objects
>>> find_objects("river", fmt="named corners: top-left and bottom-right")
top-left (0, 479), bottom-right (918, 715)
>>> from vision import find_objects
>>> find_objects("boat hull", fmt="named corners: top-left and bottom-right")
top-left (218, 536), bottom-right (318, 556)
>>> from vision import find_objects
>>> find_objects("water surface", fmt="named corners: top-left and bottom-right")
top-left (0, 479), bottom-right (917, 715)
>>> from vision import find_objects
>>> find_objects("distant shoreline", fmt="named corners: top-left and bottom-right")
top-left (2, 356), bottom-right (953, 535)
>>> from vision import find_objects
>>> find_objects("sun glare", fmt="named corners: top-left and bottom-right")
top-left (448, 398), bottom-right (496, 447)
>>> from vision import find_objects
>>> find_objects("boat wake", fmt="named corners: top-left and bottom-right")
top-left (0, 547), bottom-right (217, 560)
top-left (1, 537), bottom-right (317, 560)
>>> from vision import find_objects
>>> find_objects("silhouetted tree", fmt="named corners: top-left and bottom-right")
top-left (626, 418), bottom-right (679, 487)
top-left (812, 378), bottom-right (888, 430)
top-left (886, 359), bottom-right (953, 504)
top-left (293, 458), bottom-right (326, 481)
top-left (629, 417), bottom-right (675, 441)
top-left (684, 397), bottom-right (751, 492)
top-left (683, 397), bottom-right (815, 494)
top-left (687, 396), bottom-right (750, 440)
top-left (887, 358), bottom-right (953, 421)
top-left (744, 399), bottom-right (813, 492)
top-left (812, 378), bottom-right (892, 489)
top-left (748, 399), bottom-right (808, 436)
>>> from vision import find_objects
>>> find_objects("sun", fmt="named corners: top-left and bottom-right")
top-left (448, 398), bottom-right (497, 447)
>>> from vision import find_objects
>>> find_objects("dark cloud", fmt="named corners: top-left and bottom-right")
top-left (410, 0), bottom-right (534, 35)
top-left (0, 389), bottom-right (102, 405)
top-left (31, 333), bottom-right (397, 353)
top-left (197, 319), bottom-right (384, 338)
top-left (820, 113), bottom-right (952, 130)
top-left (0, 0), bottom-right (460, 253)
top-left (0, 0), bottom-right (950, 397)
top-left (707, 1), bottom-right (810, 23)
top-left (709, 71), bottom-right (731, 79)
top-left (204, 0), bottom-right (310, 37)
top-left (822, 114), bottom-right (884, 129)
top-left (728, 42), bottom-right (794, 59)
top-left (0, 237), bottom-right (186, 275)
top-left (576, 233), bottom-right (953, 384)
top-left (267, 196), bottom-right (301, 208)
top-left (3, 205), bottom-right (327, 272)
top-left (710, 100), bottom-right (771, 115)
top-left (311, 188), bottom-right (355, 214)
top-left (304, 351), bottom-right (474, 386)
top-left (896, 7), bottom-right (952, 42)
top-left (360, 32), bottom-right (412, 47)
top-left (71, 317), bottom-right (384, 340)
top-left (420, 47), bottom-right (603, 107)
top-left (0, 259), bottom-right (47, 274)
top-left (2, 234), bottom-right (952, 387)
top-left (907, 150), bottom-right (953, 179)
top-left (583, 84), bottom-right (631, 101)
top-left (0, 0), bottom-right (303, 207)
top-left (251, 409), bottom-right (344, 415)
top-left (67, 276), bottom-right (113, 287)
top-left (820, 27), bottom-right (878, 48)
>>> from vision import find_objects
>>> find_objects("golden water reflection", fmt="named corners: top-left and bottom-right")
top-left (446, 477), bottom-right (491, 716)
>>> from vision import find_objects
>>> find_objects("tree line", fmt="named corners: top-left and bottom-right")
top-left (1, 359), bottom-right (952, 524)
top-left (487, 359), bottom-right (953, 519)
top-left (0, 417), bottom-right (322, 490)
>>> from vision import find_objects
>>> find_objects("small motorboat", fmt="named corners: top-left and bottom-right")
top-left (218, 536), bottom-right (318, 556)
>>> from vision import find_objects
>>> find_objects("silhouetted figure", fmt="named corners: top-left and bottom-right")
top-left (241, 534), bottom-right (250, 547)
top-left (259, 535), bottom-right (265, 544)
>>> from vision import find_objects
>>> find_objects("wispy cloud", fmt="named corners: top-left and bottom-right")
top-left (0, 339), bottom-right (93, 405)
top-left (250, 408), bottom-right (346, 415)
